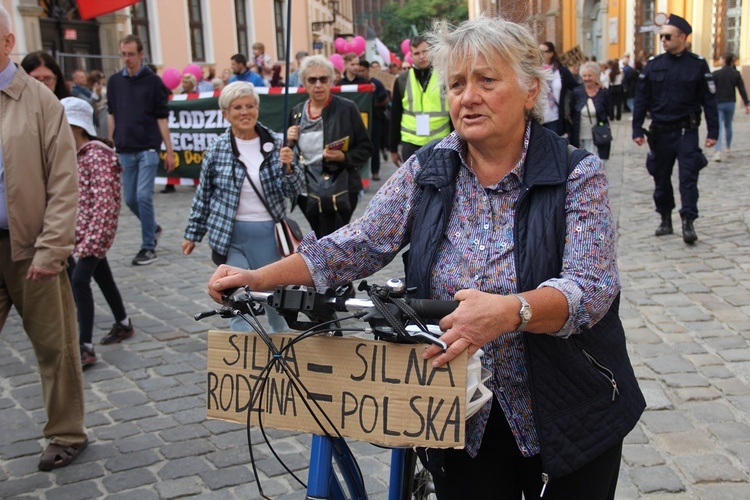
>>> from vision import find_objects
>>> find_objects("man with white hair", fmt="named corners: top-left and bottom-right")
top-left (0, 5), bottom-right (88, 470)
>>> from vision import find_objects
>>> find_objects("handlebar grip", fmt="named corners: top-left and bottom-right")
top-left (408, 299), bottom-right (458, 319)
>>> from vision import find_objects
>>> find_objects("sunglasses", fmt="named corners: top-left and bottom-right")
top-left (306, 76), bottom-right (329, 85)
top-left (659, 33), bottom-right (672, 41)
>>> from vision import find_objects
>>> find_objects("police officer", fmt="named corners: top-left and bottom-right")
top-left (633, 14), bottom-right (718, 244)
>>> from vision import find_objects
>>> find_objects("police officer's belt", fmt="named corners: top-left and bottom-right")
top-left (649, 115), bottom-right (700, 134)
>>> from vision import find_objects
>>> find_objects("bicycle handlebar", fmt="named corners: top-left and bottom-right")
top-left (195, 279), bottom-right (457, 350)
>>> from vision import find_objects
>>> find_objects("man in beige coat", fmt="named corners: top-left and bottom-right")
top-left (0, 6), bottom-right (88, 470)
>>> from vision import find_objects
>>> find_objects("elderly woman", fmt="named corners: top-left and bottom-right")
top-left (209, 17), bottom-right (644, 498)
top-left (183, 82), bottom-right (303, 332)
top-left (287, 55), bottom-right (373, 237)
top-left (180, 73), bottom-right (198, 94)
top-left (570, 61), bottom-right (611, 161)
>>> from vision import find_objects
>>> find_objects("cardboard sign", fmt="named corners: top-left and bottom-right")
top-left (207, 331), bottom-right (467, 449)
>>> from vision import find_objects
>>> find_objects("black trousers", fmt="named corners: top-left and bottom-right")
top-left (646, 128), bottom-right (707, 220)
top-left (69, 256), bottom-right (127, 345)
top-left (432, 398), bottom-right (623, 499)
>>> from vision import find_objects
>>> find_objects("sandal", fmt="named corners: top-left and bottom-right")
top-left (38, 439), bottom-right (89, 471)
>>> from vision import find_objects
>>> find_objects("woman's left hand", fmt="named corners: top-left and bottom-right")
top-left (322, 148), bottom-right (345, 163)
top-left (423, 289), bottom-right (515, 367)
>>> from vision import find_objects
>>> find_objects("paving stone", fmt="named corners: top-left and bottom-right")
top-left (105, 449), bottom-right (162, 473)
top-left (0, 475), bottom-right (54, 497)
top-left (645, 355), bottom-right (698, 374)
top-left (673, 454), bottom-right (747, 483)
top-left (622, 444), bottom-right (665, 467)
top-left (662, 373), bottom-right (711, 388)
top-left (160, 439), bottom-right (217, 460)
top-left (629, 465), bottom-right (685, 494)
top-left (42, 482), bottom-right (104, 500)
top-left (709, 422), bottom-right (750, 442)
top-left (200, 464), bottom-right (254, 490)
top-left (159, 423), bottom-right (211, 443)
top-left (158, 455), bottom-right (214, 480)
top-left (639, 380), bottom-right (673, 410)
top-left (692, 483), bottom-right (750, 500)
top-left (107, 389), bottom-right (150, 407)
top-left (154, 477), bottom-right (205, 498)
top-left (136, 415), bottom-right (179, 433)
top-left (113, 433), bottom-right (162, 453)
top-left (655, 431), bottom-right (717, 455)
top-left (108, 404), bottom-right (159, 422)
top-left (640, 410), bottom-right (694, 433)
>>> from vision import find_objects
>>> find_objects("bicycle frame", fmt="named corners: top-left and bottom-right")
top-left (306, 434), bottom-right (408, 500)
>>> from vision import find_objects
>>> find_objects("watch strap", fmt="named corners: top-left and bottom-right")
top-left (514, 294), bottom-right (531, 331)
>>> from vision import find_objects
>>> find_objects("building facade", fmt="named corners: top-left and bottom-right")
top-left (469, 0), bottom-right (748, 78)
top-left (6, 0), bottom-right (354, 78)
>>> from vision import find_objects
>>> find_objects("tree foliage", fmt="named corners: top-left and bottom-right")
top-left (358, 0), bottom-right (469, 55)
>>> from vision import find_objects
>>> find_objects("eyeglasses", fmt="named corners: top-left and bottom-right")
top-left (659, 33), bottom-right (672, 41)
top-left (306, 76), bottom-right (329, 85)
top-left (34, 75), bottom-right (57, 85)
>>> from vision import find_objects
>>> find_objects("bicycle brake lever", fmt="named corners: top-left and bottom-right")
top-left (406, 330), bottom-right (447, 351)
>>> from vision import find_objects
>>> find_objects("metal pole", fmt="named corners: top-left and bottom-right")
top-left (282, 0), bottom-right (293, 146)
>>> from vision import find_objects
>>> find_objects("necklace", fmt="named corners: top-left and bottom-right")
top-left (307, 95), bottom-right (332, 120)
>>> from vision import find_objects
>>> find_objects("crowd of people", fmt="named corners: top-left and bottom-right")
top-left (1, 4), bottom-right (749, 495)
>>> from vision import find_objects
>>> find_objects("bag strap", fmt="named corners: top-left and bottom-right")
top-left (585, 97), bottom-right (594, 124)
top-left (230, 132), bottom-right (279, 222)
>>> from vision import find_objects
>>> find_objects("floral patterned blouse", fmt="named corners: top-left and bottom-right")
top-left (74, 141), bottom-right (121, 259)
top-left (298, 124), bottom-right (620, 458)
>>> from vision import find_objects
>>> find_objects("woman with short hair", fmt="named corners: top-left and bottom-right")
top-left (183, 82), bottom-right (303, 332)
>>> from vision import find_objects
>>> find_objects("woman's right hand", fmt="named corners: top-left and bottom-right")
top-left (208, 265), bottom-right (256, 303)
top-left (287, 125), bottom-right (300, 145)
top-left (182, 239), bottom-right (195, 255)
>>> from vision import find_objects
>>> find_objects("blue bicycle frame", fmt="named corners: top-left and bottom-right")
top-left (306, 434), bottom-right (408, 499)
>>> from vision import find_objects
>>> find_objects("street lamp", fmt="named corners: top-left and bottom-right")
top-left (311, 0), bottom-right (339, 32)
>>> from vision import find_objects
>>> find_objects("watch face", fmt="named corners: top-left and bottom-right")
top-left (521, 308), bottom-right (532, 321)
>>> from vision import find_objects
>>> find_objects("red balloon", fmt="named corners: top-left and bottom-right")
top-left (329, 54), bottom-right (344, 72)
top-left (334, 37), bottom-right (347, 54)
top-left (352, 36), bottom-right (366, 55)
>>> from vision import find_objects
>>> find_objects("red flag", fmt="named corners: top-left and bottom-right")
top-left (76, 0), bottom-right (141, 20)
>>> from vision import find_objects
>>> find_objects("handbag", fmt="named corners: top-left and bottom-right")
top-left (586, 99), bottom-right (612, 147)
top-left (239, 156), bottom-right (302, 258)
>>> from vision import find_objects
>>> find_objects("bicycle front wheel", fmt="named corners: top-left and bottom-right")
top-left (401, 448), bottom-right (437, 500)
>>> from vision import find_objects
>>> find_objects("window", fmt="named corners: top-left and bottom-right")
top-left (235, 0), bottom-right (249, 57)
top-left (725, 0), bottom-right (742, 56)
top-left (639, 0), bottom-right (655, 57)
top-left (274, 0), bottom-right (286, 61)
top-left (131, 2), bottom-right (153, 63)
top-left (187, 0), bottom-right (206, 62)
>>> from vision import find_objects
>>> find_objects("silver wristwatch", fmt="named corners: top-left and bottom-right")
top-left (514, 294), bottom-right (532, 331)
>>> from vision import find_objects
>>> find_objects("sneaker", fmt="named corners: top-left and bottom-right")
top-left (101, 320), bottom-right (135, 345)
top-left (372, 174), bottom-right (381, 181)
top-left (724, 149), bottom-right (731, 160)
top-left (132, 248), bottom-right (158, 265)
top-left (154, 225), bottom-right (164, 249)
top-left (713, 150), bottom-right (722, 162)
top-left (80, 346), bottom-right (98, 367)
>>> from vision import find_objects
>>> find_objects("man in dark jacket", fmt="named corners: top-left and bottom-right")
top-left (108, 34), bottom-right (175, 266)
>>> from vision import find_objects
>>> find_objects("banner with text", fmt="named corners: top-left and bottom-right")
top-left (206, 330), bottom-right (467, 449)
top-left (158, 86), bottom-right (374, 184)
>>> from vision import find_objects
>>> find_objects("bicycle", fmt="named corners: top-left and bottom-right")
top-left (196, 279), bottom-right (490, 500)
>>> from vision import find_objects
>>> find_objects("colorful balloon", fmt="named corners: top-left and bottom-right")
top-left (352, 36), bottom-right (366, 55)
top-left (401, 38), bottom-right (411, 56)
top-left (334, 37), bottom-right (348, 54)
top-left (405, 52), bottom-right (413, 64)
top-left (162, 67), bottom-right (182, 90)
top-left (183, 64), bottom-right (203, 81)
top-left (329, 53), bottom-right (344, 72)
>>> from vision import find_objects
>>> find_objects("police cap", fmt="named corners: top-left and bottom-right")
top-left (665, 14), bottom-right (692, 36)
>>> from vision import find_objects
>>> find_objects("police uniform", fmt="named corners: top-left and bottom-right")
top-left (632, 15), bottom-right (718, 242)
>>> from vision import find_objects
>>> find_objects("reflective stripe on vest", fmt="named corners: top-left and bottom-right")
top-left (400, 69), bottom-right (451, 146)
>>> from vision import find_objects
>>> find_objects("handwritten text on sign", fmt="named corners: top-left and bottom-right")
top-left (206, 331), bottom-right (467, 448)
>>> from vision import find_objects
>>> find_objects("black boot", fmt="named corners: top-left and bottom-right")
top-left (682, 218), bottom-right (698, 244)
top-left (655, 213), bottom-right (673, 236)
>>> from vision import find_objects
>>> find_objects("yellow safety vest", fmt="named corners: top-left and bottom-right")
top-left (400, 69), bottom-right (451, 146)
